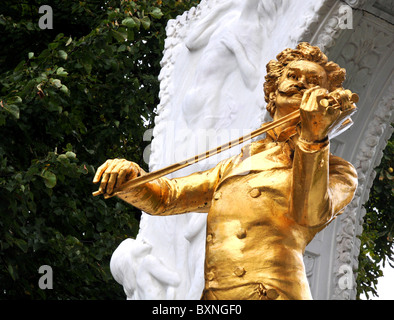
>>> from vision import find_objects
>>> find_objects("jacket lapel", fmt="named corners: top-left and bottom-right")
top-left (217, 139), bottom-right (293, 187)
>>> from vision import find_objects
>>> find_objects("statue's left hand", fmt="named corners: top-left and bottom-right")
top-left (299, 87), bottom-right (357, 143)
top-left (93, 159), bottom-right (141, 195)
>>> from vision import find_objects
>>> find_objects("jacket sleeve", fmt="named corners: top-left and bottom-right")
top-left (291, 139), bottom-right (358, 228)
top-left (116, 157), bottom-right (234, 216)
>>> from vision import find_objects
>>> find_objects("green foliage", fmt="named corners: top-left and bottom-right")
top-left (0, 0), bottom-right (200, 299)
top-left (356, 130), bottom-right (394, 299)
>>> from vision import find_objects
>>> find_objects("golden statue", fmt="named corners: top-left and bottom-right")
top-left (93, 43), bottom-right (358, 300)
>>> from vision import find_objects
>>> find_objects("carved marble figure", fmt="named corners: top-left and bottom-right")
top-left (182, 0), bottom-right (264, 130)
top-left (93, 43), bottom-right (358, 300)
top-left (110, 238), bottom-right (180, 299)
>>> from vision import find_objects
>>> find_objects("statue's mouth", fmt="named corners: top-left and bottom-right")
top-left (279, 87), bottom-right (305, 98)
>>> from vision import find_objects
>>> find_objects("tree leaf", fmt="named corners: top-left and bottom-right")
top-left (41, 170), bottom-right (57, 188)
top-left (8, 264), bottom-right (16, 281)
top-left (65, 151), bottom-right (76, 159)
top-left (132, 17), bottom-right (141, 28)
top-left (3, 104), bottom-right (20, 119)
top-left (65, 36), bottom-right (72, 46)
top-left (122, 17), bottom-right (137, 29)
top-left (60, 84), bottom-right (70, 95)
top-left (140, 17), bottom-right (151, 30)
top-left (14, 238), bottom-right (28, 253)
top-left (58, 50), bottom-right (68, 60)
top-left (7, 96), bottom-right (22, 104)
top-left (111, 30), bottom-right (127, 42)
top-left (56, 67), bottom-right (68, 76)
top-left (51, 78), bottom-right (62, 88)
top-left (150, 8), bottom-right (163, 19)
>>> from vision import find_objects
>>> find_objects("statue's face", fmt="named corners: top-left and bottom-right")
top-left (133, 240), bottom-right (152, 257)
top-left (273, 60), bottom-right (329, 119)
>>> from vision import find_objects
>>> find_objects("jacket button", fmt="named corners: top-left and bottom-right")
top-left (214, 192), bottom-right (221, 200)
top-left (266, 288), bottom-right (279, 300)
top-left (207, 272), bottom-right (215, 281)
top-left (206, 234), bottom-right (213, 242)
top-left (249, 188), bottom-right (261, 198)
top-left (233, 266), bottom-right (246, 277)
top-left (236, 228), bottom-right (247, 239)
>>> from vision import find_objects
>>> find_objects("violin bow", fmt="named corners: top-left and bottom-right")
top-left (93, 91), bottom-right (358, 199)
top-left (93, 109), bottom-right (300, 198)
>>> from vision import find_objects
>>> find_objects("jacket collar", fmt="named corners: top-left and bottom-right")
top-left (217, 123), bottom-right (298, 187)
top-left (245, 121), bottom-right (299, 157)
top-left (266, 124), bottom-right (298, 144)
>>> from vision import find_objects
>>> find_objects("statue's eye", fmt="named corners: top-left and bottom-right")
top-left (287, 71), bottom-right (297, 80)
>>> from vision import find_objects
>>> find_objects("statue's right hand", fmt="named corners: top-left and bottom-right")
top-left (93, 159), bottom-right (141, 195)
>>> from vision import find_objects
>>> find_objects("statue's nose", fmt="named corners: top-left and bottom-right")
top-left (296, 75), bottom-right (308, 88)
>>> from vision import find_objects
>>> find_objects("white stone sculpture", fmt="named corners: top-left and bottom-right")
top-left (110, 0), bottom-right (394, 300)
top-left (182, 0), bottom-right (264, 130)
top-left (110, 0), bottom-right (328, 300)
top-left (110, 238), bottom-right (180, 300)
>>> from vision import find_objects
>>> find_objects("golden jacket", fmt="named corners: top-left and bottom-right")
top-left (118, 128), bottom-right (358, 300)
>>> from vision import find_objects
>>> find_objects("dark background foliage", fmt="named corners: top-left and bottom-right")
top-left (356, 132), bottom-right (393, 299)
top-left (0, 0), bottom-right (200, 299)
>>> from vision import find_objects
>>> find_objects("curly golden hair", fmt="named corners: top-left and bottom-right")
top-left (264, 42), bottom-right (346, 117)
